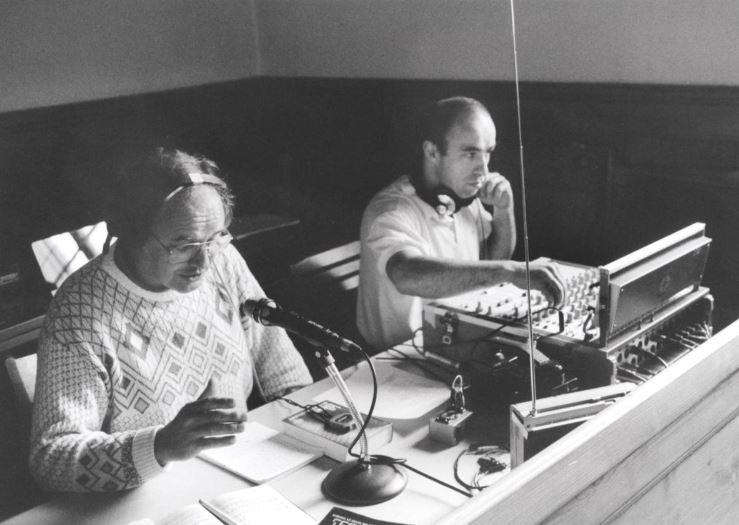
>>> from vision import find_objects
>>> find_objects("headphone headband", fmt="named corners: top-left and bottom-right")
top-left (162, 172), bottom-right (226, 202)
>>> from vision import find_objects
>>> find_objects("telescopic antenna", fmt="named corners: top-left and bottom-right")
top-left (509, 0), bottom-right (538, 414)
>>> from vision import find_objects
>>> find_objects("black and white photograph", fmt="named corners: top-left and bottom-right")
top-left (1, 1), bottom-right (738, 524)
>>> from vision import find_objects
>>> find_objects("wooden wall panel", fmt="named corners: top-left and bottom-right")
top-left (612, 414), bottom-right (739, 524)
top-left (0, 78), bottom-right (737, 316)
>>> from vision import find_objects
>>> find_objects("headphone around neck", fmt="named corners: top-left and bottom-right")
top-left (415, 183), bottom-right (476, 218)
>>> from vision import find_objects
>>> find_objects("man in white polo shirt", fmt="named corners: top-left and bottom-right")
top-left (357, 97), bottom-right (565, 350)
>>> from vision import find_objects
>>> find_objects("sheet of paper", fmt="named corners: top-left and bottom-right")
top-left (198, 421), bottom-right (321, 484)
top-left (210, 484), bottom-right (315, 525)
top-left (158, 485), bottom-right (315, 525)
top-left (157, 504), bottom-right (218, 525)
top-left (317, 362), bottom-right (450, 419)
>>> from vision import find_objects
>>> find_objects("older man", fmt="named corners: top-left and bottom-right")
top-left (357, 97), bottom-right (565, 350)
top-left (30, 148), bottom-right (312, 492)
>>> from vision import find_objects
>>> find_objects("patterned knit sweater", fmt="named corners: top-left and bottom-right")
top-left (29, 243), bottom-right (312, 492)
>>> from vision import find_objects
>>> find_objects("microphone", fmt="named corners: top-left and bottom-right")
top-left (240, 298), bottom-right (361, 353)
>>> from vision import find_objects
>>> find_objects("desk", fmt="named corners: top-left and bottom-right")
top-left (3, 350), bottom-right (501, 525)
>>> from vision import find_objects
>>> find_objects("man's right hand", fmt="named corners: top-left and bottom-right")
top-left (154, 380), bottom-right (247, 466)
top-left (509, 259), bottom-right (566, 308)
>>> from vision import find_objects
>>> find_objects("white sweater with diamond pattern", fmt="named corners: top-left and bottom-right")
top-left (29, 244), bottom-right (312, 492)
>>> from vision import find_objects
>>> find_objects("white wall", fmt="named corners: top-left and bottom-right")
top-left (256, 0), bottom-right (739, 86)
top-left (4, 0), bottom-right (739, 113)
top-left (0, 0), bottom-right (259, 113)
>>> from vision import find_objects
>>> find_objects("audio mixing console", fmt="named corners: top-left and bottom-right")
top-left (422, 223), bottom-right (713, 400)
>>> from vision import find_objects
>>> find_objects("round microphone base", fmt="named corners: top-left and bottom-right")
top-left (321, 459), bottom-right (408, 506)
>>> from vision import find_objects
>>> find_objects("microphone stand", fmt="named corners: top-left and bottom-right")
top-left (316, 347), bottom-right (407, 506)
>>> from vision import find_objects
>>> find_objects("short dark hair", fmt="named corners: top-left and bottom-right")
top-left (106, 148), bottom-right (234, 247)
top-left (410, 97), bottom-right (490, 181)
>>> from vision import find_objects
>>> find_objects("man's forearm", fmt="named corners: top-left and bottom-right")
top-left (485, 206), bottom-right (516, 260)
top-left (387, 254), bottom-right (517, 299)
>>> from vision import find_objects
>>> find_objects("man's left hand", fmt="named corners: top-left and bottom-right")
top-left (479, 172), bottom-right (513, 210)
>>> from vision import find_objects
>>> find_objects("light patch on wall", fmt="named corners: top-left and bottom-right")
top-left (0, 0), bottom-right (259, 113)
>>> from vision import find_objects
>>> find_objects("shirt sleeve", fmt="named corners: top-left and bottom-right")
top-left (364, 199), bottom-right (430, 278)
top-left (29, 326), bottom-right (165, 493)
top-left (223, 246), bottom-right (313, 400)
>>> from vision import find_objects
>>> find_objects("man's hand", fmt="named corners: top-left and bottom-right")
top-left (508, 259), bottom-right (566, 308)
top-left (154, 380), bottom-right (247, 466)
top-left (478, 172), bottom-right (513, 210)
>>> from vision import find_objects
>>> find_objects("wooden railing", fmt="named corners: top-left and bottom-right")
top-left (436, 318), bottom-right (739, 525)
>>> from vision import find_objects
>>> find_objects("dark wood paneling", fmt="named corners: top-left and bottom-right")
top-left (1, 77), bottom-right (738, 309)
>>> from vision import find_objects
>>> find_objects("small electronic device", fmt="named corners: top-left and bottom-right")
top-left (282, 400), bottom-right (393, 462)
top-left (303, 400), bottom-right (357, 434)
top-left (429, 408), bottom-right (474, 446)
top-left (509, 382), bottom-right (635, 467)
top-left (429, 375), bottom-right (474, 445)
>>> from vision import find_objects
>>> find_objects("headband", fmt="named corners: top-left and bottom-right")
top-left (162, 172), bottom-right (226, 202)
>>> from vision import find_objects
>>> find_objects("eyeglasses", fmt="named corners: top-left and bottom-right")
top-left (150, 231), bottom-right (233, 263)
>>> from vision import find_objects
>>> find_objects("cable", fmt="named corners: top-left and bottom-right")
top-left (404, 462), bottom-right (472, 498)
top-left (627, 346), bottom-right (668, 369)
top-left (453, 444), bottom-right (509, 491)
top-left (342, 346), bottom-right (379, 460)
top-left (378, 347), bottom-right (453, 383)
top-left (581, 307), bottom-right (596, 341)
top-left (409, 326), bottom-right (427, 357)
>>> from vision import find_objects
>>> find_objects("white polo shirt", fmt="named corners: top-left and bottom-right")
top-left (357, 175), bottom-right (492, 350)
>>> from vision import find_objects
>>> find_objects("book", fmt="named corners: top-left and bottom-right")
top-left (158, 484), bottom-right (316, 525)
top-left (318, 507), bottom-right (411, 525)
top-left (198, 421), bottom-right (321, 483)
top-left (281, 400), bottom-right (393, 462)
